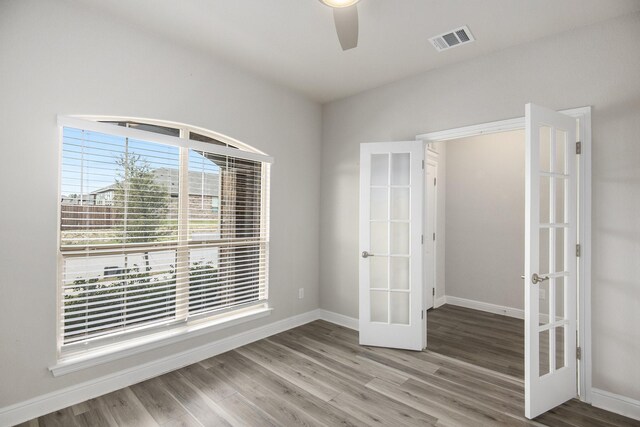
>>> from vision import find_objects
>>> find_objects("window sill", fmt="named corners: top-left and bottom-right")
top-left (49, 305), bottom-right (273, 377)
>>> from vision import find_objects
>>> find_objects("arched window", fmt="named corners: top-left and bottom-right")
top-left (57, 116), bottom-right (271, 354)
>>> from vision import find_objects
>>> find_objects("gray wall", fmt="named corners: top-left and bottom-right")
top-left (0, 0), bottom-right (321, 407)
top-left (320, 13), bottom-right (640, 400)
top-left (443, 131), bottom-right (525, 310)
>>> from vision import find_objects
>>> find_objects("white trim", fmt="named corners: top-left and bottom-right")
top-left (416, 107), bottom-right (590, 143)
top-left (51, 306), bottom-right (273, 376)
top-left (318, 309), bottom-right (359, 330)
top-left (592, 388), bottom-right (640, 421)
top-left (415, 105), bottom-right (592, 403)
top-left (433, 296), bottom-right (446, 308)
top-left (57, 115), bottom-right (274, 164)
top-left (0, 309), bottom-right (320, 427)
top-left (576, 107), bottom-right (593, 403)
top-left (444, 296), bottom-right (524, 319)
top-left (417, 117), bottom-right (524, 142)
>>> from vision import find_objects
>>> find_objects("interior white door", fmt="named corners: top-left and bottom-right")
top-left (525, 103), bottom-right (578, 419)
top-left (359, 141), bottom-right (425, 350)
top-left (425, 161), bottom-right (437, 309)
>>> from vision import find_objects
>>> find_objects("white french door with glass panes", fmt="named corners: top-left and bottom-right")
top-left (359, 141), bottom-right (425, 350)
top-left (525, 103), bottom-right (578, 419)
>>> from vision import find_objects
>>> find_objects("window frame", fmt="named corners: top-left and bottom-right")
top-left (55, 115), bottom-right (272, 363)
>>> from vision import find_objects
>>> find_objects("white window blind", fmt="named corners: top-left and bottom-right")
top-left (58, 117), bottom-right (271, 347)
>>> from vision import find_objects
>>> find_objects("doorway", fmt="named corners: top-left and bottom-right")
top-left (424, 129), bottom-right (527, 378)
top-left (358, 104), bottom-right (592, 419)
top-left (416, 105), bottom-right (592, 418)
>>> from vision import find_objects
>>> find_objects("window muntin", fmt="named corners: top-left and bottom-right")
top-left (59, 118), bottom-right (270, 348)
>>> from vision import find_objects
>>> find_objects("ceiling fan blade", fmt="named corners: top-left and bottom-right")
top-left (333, 5), bottom-right (358, 50)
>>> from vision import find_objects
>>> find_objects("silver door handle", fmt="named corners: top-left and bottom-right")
top-left (531, 273), bottom-right (549, 284)
top-left (362, 251), bottom-right (374, 258)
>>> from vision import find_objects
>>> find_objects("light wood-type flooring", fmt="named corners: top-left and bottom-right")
top-left (18, 306), bottom-right (640, 426)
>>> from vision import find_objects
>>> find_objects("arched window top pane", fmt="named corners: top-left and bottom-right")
top-left (99, 120), bottom-right (243, 151)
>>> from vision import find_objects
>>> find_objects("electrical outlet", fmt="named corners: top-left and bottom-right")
top-left (298, 288), bottom-right (304, 299)
top-left (539, 288), bottom-right (546, 299)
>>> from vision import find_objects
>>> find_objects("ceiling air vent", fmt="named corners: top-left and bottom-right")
top-left (429, 26), bottom-right (475, 52)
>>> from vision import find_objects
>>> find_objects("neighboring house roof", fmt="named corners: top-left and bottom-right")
top-left (91, 184), bottom-right (117, 196)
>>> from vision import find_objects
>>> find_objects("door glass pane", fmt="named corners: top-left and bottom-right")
top-left (370, 256), bottom-right (388, 289)
top-left (390, 292), bottom-right (410, 325)
top-left (539, 227), bottom-right (549, 274)
top-left (391, 187), bottom-right (410, 220)
top-left (540, 176), bottom-right (550, 224)
top-left (371, 291), bottom-right (388, 323)
top-left (555, 228), bottom-right (565, 272)
top-left (391, 153), bottom-right (410, 185)
top-left (390, 222), bottom-right (409, 255)
top-left (555, 129), bottom-right (567, 174)
top-left (390, 257), bottom-right (409, 290)
top-left (371, 154), bottom-right (389, 186)
top-left (555, 276), bottom-right (565, 319)
top-left (539, 126), bottom-right (552, 173)
top-left (370, 222), bottom-right (388, 254)
top-left (556, 326), bottom-right (565, 369)
top-left (539, 329), bottom-right (550, 377)
top-left (539, 279), bottom-right (550, 326)
top-left (370, 188), bottom-right (388, 221)
top-left (555, 178), bottom-right (565, 223)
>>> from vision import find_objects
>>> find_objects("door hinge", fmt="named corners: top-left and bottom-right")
top-left (433, 232), bottom-right (436, 241)
top-left (422, 160), bottom-right (425, 169)
top-left (434, 177), bottom-right (437, 186)
top-left (576, 244), bottom-right (581, 257)
top-left (576, 141), bottom-right (582, 155)
top-left (432, 288), bottom-right (435, 296)
top-left (421, 310), bottom-right (424, 320)
top-left (577, 346), bottom-right (582, 360)
top-left (421, 234), bottom-right (424, 244)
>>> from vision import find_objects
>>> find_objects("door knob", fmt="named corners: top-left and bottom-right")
top-left (531, 273), bottom-right (549, 284)
top-left (362, 251), bottom-right (374, 258)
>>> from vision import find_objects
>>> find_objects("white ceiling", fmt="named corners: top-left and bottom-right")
top-left (74, 0), bottom-right (640, 103)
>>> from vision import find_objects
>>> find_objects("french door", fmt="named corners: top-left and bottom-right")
top-left (359, 141), bottom-right (425, 350)
top-left (525, 103), bottom-right (578, 418)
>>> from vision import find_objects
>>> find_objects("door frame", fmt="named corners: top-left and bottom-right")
top-left (423, 152), bottom-right (439, 311)
top-left (415, 106), bottom-right (592, 404)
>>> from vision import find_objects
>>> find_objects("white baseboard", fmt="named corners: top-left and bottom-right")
top-left (0, 309), bottom-right (321, 427)
top-left (434, 296), bottom-right (446, 308)
top-left (444, 296), bottom-right (524, 319)
top-left (318, 309), bottom-right (359, 331)
top-left (592, 388), bottom-right (640, 421)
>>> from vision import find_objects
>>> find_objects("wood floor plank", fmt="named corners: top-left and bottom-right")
top-left (177, 362), bottom-right (237, 403)
top-left (130, 377), bottom-right (192, 425)
top-left (157, 371), bottom-right (233, 427)
top-left (24, 306), bottom-right (640, 427)
top-left (427, 305), bottom-right (525, 377)
top-left (214, 350), bottom-right (366, 427)
top-left (216, 392), bottom-right (279, 427)
top-left (284, 325), bottom-right (411, 385)
top-left (73, 408), bottom-right (118, 427)
top-left (96, 387), bottom-right (157, 427)
top-left (235, 341), bottom-right (343, 402)
top-left (366, 377), bottom-right (486, 427)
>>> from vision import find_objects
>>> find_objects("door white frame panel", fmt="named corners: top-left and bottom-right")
top-left (415, 106), bottom-right (592, 404)
top-left (359, 141), bottom-right (426, 351)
